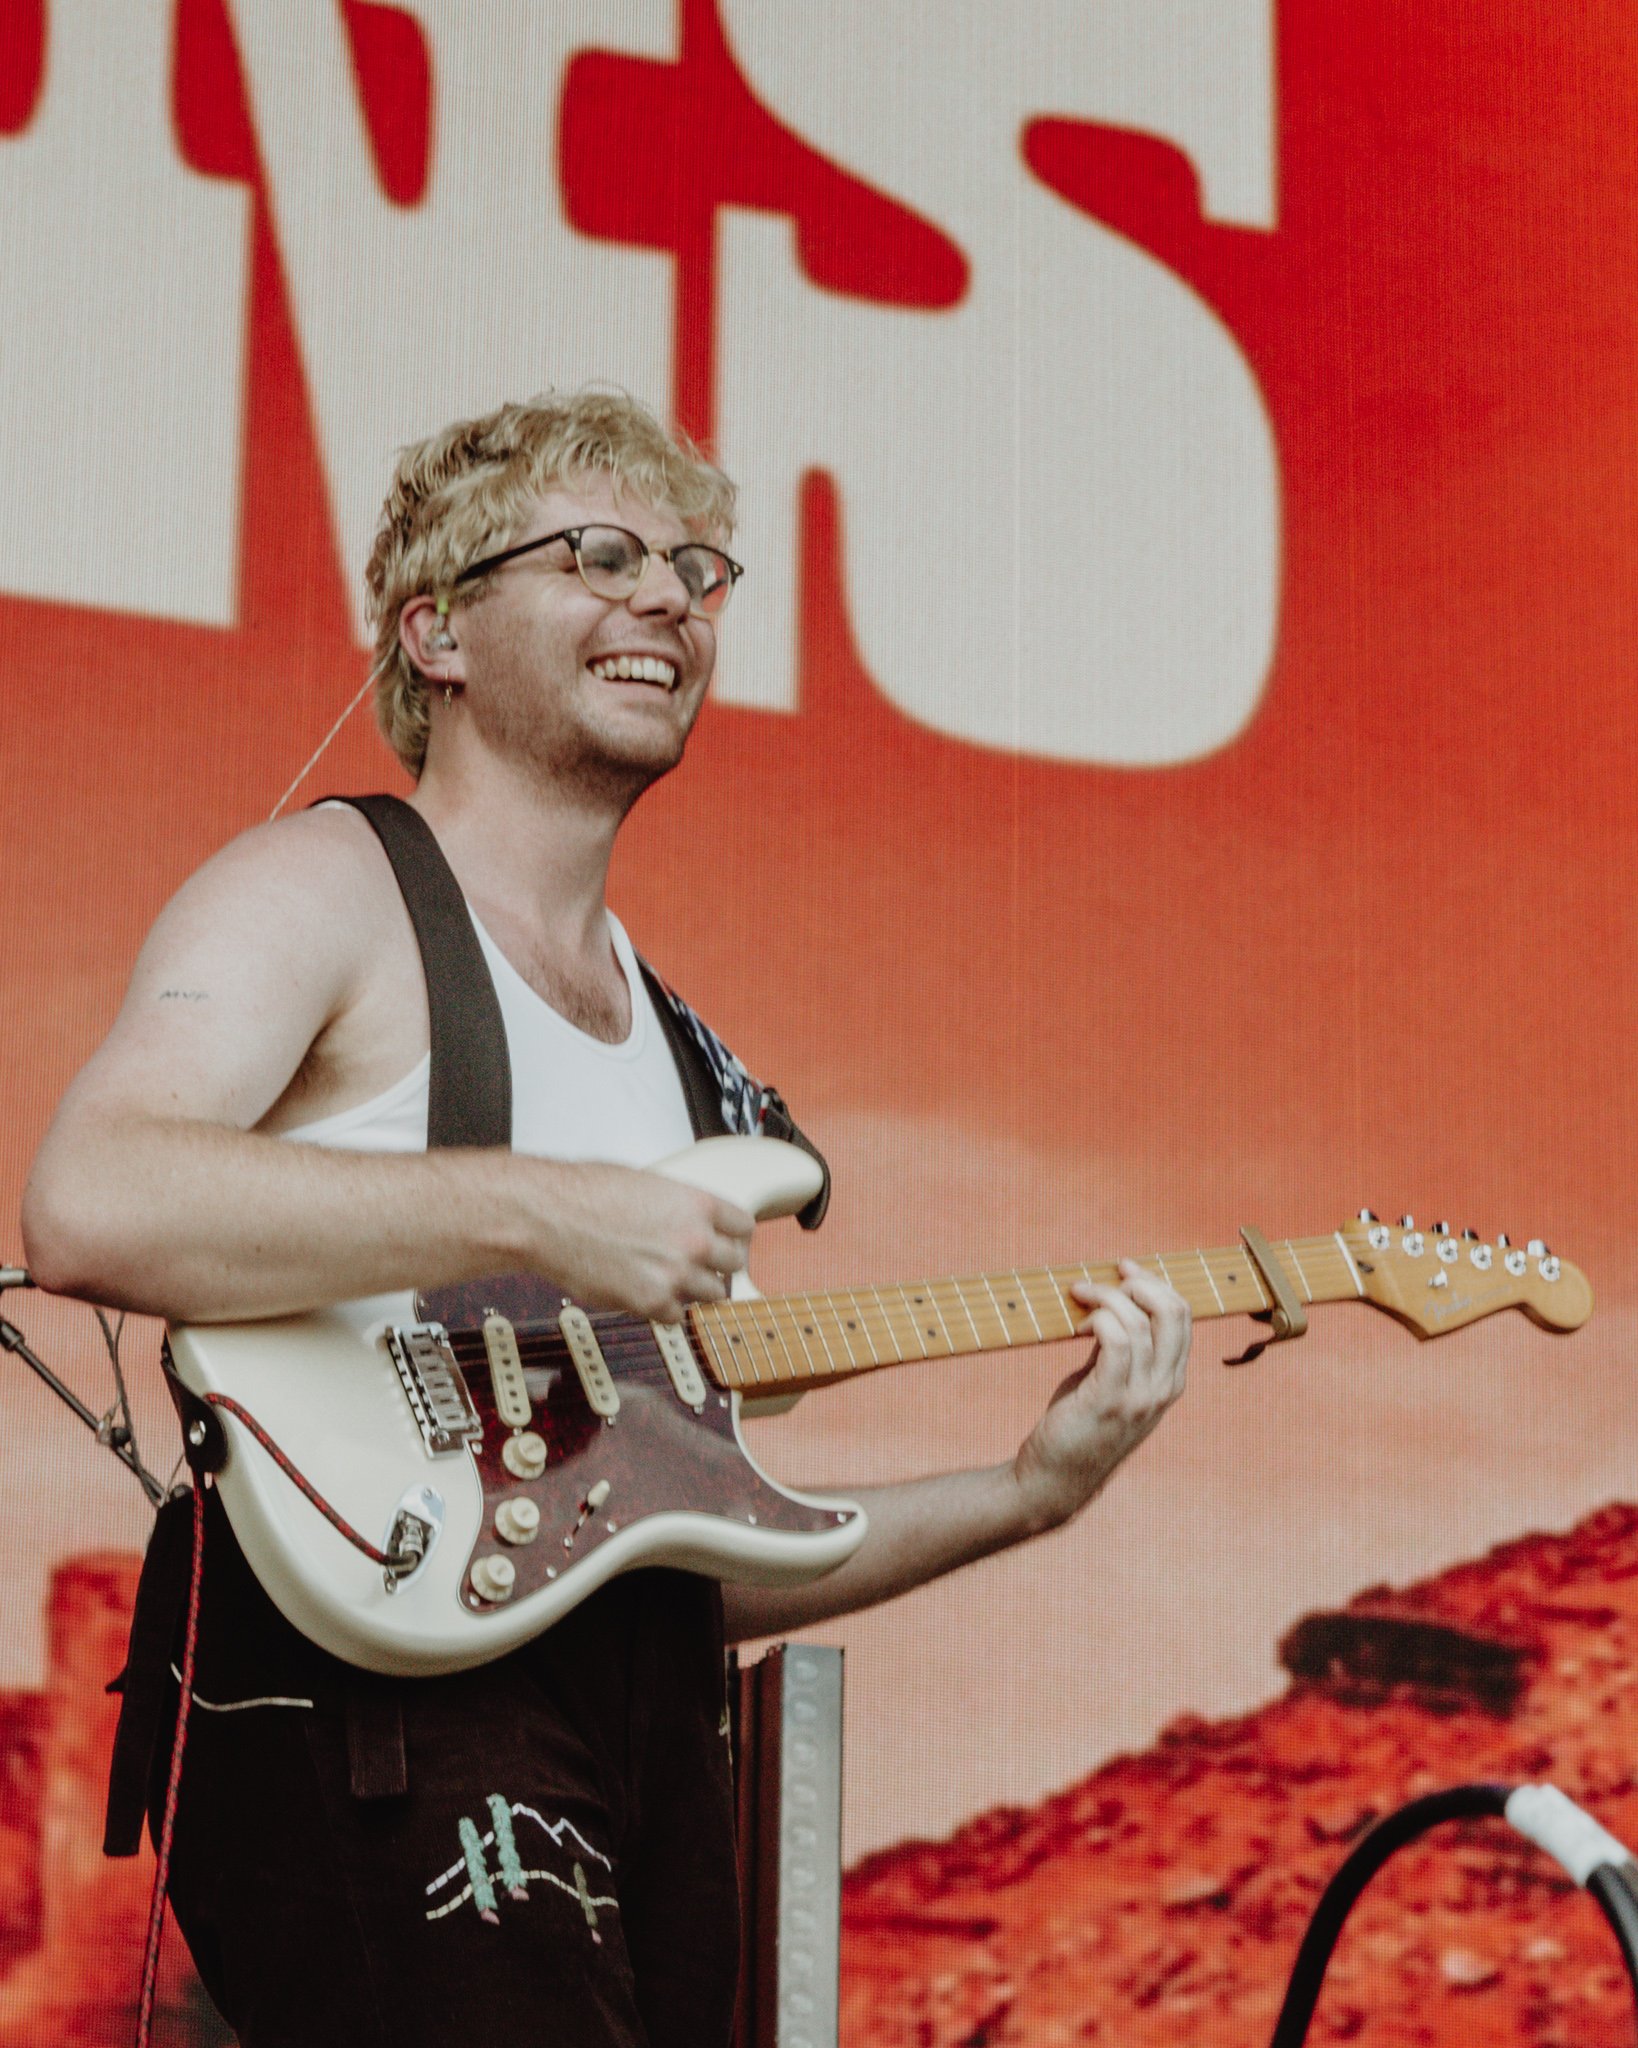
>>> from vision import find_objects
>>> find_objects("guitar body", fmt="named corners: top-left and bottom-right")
top-left (166, 1138), bottom-right (867, 1676)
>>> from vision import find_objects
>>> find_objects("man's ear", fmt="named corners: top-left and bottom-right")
top-left (400, 595), bottom-right (467, 684)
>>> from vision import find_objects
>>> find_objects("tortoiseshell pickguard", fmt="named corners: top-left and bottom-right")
top-left (417, 1273), bottom-right (848, 1614)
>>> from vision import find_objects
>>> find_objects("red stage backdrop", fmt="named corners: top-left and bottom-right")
top-left (2, 3), bottom-right (1636, 2039)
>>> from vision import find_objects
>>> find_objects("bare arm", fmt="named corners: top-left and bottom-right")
top-left (721, 1263), bottom-right (1189, 1640)
top-left (21, 813), bottom-right (751, 1324)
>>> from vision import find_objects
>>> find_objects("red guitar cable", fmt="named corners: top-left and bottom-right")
top-left (134, 1478), bottom-right (205, 2048)
top-left (203, 1392), bottom-right (395, 1565)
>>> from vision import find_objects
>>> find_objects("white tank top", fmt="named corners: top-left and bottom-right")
top-left (283, 909), bottom-right (695, 1168)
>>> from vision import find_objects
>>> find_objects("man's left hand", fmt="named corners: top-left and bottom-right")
top-left (1010, 1259), bottom-right (1191, 1531)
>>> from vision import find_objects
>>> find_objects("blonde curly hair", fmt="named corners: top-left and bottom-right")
top-left (364, 389), bottom-right (736, 776)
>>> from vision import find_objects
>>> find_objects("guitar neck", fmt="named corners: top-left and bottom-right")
top-left (687, 1234), bottom-right (1366, 1392)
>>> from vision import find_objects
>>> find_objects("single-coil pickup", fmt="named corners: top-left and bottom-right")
top-left (385, 1325), bottom-right (481, 1457)
top-left (653, 1322), bottom-right (707, 1409)
top-left (482, 1312), bottom-right (532, 1428)
top-left (559, 1306), bottom-right (620, 1418)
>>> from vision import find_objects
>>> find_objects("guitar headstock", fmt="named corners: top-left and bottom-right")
top-left (1337, 1215), bottom-right (1592, 1337)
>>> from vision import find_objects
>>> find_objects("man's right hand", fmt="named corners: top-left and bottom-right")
top-left (528, 1161), bottom-right (756, 1325)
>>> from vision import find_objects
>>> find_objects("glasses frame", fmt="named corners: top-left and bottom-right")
top-left (451, 524), bottom-right (744, 618)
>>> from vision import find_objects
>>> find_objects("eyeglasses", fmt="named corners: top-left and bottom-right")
top-left (452, 524), bottom-right (743, 618)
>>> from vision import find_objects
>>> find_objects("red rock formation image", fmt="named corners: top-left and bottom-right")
top-left (841, 1505), bottom-right (1638, 2046)
top-left (0, 1556), bottom-right (226, 2047)
top-left (5, 1510), bottom-right (1638, 2044)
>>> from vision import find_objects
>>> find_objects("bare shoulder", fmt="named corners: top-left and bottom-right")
top-left (66, 805), bottom-right (412, 1129)
top-left (148, 805), bottom-right (400, 953)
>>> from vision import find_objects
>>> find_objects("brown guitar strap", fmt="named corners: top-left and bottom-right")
top-left (334, 795), bottom-right (514, 1150)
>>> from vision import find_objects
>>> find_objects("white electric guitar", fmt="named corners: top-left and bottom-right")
top-left (165, 1136), bottom-right (1592, 1677)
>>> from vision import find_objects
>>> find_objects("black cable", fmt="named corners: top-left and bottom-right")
top-left (1270, 1784), bottom-right (1512, 2048)
top-left (1589, 1863), bottom-right (1638, 1991)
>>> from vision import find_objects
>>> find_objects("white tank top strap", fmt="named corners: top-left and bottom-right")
top-left (283, 907), bottom-right (694, 1168)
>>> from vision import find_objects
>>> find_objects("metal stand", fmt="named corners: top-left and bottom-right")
top-left (734, 1643), bottom-right (845, 2048)
top-left (0, 1269), bottom-right (167, 1506)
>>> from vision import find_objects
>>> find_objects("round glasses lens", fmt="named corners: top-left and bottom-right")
top-left (575, 527), bottom-right (647, 597)
top-left (672, 545), bottom-right (735, 615)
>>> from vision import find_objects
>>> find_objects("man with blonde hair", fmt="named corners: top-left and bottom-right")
top-left (23, 388), bottom-right (1190, 2046)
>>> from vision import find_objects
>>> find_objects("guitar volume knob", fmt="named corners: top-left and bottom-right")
top-left (495, 1497), bottom-right (541, 1545)
top-left (502, 1431), bottom-right (548, 1480)
top-left (470, 1554), bottom-right (517, 1604)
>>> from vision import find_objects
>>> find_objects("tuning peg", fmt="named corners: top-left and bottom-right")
top-left (1527, 1238), bottom-right (1547, 1257)
top-left (1358, 1207), bottom-right (1378, 1223)
top-left (1433, 1221), bottom-right (1450, 1236)
top-left (1461, 1228), bottom-right (1479, 1241)
top-left (1399, 1214), bottom-right (1415, 1229)
top-left (1496, 1233), bottom-right (1510, 1248)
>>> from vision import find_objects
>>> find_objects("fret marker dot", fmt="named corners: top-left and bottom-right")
top-left (846, 1322), bottom-right (856, 1331)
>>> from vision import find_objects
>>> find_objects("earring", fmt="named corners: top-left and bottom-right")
top-left (442, 683), bottom-right (454, 707)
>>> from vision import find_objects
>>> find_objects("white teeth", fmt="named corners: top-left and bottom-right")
top-left (590, 655), bottom-right (678, 688)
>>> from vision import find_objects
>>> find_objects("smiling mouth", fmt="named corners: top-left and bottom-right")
top-left (589, 655), bottom-right (679, 691)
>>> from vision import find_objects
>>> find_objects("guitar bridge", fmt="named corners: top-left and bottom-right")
top-left (385, 1323), bottom-right (481, 1456)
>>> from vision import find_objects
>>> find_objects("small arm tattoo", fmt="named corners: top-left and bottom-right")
top-left (158, 989), bottom-right (210, 1002)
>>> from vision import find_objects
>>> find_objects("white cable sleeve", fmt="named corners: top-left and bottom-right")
top-left (1507, 1783), bottom-right (1636, 1885)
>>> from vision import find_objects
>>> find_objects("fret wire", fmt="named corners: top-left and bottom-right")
top-left (689, 1307), bottom-right (737, 1388)
top-left (1021, 1270), bottom-right (1076, 1338)
top-left (976, 1272), bottom-right (1012, 1346)
top-left (1282, 1238), bottom-right (1316, 1303)
top-left (714, 1306), bottom-right (754, 1388)
top-left (899, 1279), bottom-right (956, 1358)
top-left (867, 1283), bottom-right (910, 1366)
top-left (1332, 1231), bottom-right (1367, 1298)
top-left (894, 1283), bottom-right (932, 1360)
top-left (760, 1297), bottom-right (807, 1382)
top-left (868, 1286), bottom-right (911, 1361)
top-left (950, 1279), bottom-right (986, 1350)
top-left (816, 1291), bottom-right (865, 1372)
top-left (837, 1284), bottom-right (889, 1366)
top-left (791, 1292), bottom-right (844, 1379)
top-left (938, 1280), bottom-right (1008, 1350)
top-left (722, 1300), bottom-right (769, 1386)
top-left (794, 1286), bottom-right (884, 1384)
top-left (837, 1288), bottom-right (880, 1367)
top-left (864, 1277), bottom-right (913, 1359)
top-left (923, 1279), bottom-right (960, 1356)
top-left (1010, 1271), bottom-right (1045, 1342)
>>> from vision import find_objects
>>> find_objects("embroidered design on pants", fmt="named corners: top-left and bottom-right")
top-left (424, 1796), bottom-right (617, 1939)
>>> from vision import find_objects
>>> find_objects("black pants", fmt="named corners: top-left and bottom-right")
top-left (141, 1502), bottom-right (740, 2046)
